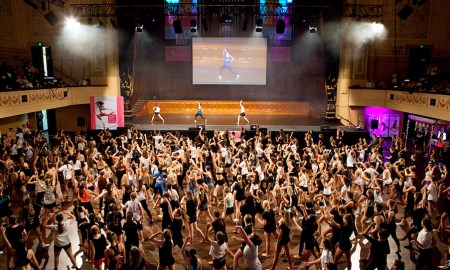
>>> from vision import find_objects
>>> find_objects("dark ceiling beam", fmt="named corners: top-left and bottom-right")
top-left (69, 3), bottom-right (383, 19)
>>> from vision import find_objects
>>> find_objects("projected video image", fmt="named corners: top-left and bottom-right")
top-left (192, 37), bottom-right (267, 85)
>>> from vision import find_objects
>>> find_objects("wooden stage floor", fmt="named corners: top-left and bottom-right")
top-left (127, 113), bottom-right (339, 132)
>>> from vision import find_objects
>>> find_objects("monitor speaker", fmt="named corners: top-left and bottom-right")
top-left (77, 117), bottom-right (85, 127)
top-left (320, 125), bottom-right (330, 131)
top-left (371, 120), bottom-right (379, 129)
top-left (276, 19), bottom-right (286, 34)
top-left (196, 124), bottom-right (205, 129)
top-left (250, 124), bottom-right (259, 130)
top-left (173, 19), bottom-right (182, 33)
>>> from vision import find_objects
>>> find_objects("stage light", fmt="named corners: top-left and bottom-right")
top-left (65, 17), bottom-right (80, 28)
top-left (45, 11), bottom-right (59, 25)
top-left (37, 42), bottom-right (43, 47)
top-left (309, 26), bottom-right (317, 33)
top-left (95, 20), bottom-right (106, 32)
top-left (256, 18), bottom-right (263, 32)
top-left (190, 19), bottom-right (197, 32)
top-left (135, 22), bottom-right (144, 32)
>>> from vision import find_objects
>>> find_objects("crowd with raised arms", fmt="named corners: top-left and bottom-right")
top-left (0, 125), bottom-right (449, 270)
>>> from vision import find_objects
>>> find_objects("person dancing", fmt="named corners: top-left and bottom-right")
top-left (151, 104), bottom-right (165, 124)
top-left (194, 101), bottom-right (207, 124)
top-left (237, 100), bottom-right (250, 125)
top-left (218, 48), bottom-right (239, 80)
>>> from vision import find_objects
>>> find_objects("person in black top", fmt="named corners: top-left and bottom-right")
top-left (207, 210), bottom-right (227, 241)
top-left (120, 246), bottom-right (146, 270)
top-left (261, 200), bottom-right (277, 258)
top-left (160, 193), bottom-right (174, 231)
top-left (22, 196), bottom-right (48, 248)
top-left (325, 212), bottom-right (354, 270)
top-left (402, 196), bottom-right (428, 247)
top-left (171, 208), bottom-right (186, 249)
top-left (268, 211), bottom-right (293, 270)
top-left (297, 204), bottom-right (320, 266)
top-left (123, 212), bottom-right (143, 261)
top-left (362, 224), bottom-right (390, 270)
top-left (240, 195), bottom-right (256, 227)
top-left (105, 231), bottom-right (125, 270)
top-left (149, 229), bottom-right (176, 270)
top-left (183, 190), bottom-right (205, 243)
top-left (1, 228), bottom-right (41, 270)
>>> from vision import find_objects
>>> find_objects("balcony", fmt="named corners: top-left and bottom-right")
top-left (0, 86), bottom-right (111, 118)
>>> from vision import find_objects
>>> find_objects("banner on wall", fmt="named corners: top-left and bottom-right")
top-left (90, 96), bottom-right (124, 130)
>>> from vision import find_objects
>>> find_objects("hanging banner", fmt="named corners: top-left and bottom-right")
top-left (90, 96), bottom-right (124, 130)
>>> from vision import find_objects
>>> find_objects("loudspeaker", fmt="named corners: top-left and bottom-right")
top-left (397, 5), bottom-right (414, 20)
top-left (201, 17), bottom-right (208, 31)
top-left (31, 46), bottom-right (53, 77)
top-left (250, 124), bottom-right (259, 131)
top-left (276, 19), bottom-right (285, 34)
top-left (173, 19), bottom-right (182, 33)
top-left (371, 120), bottom-right (379, 129)
top-left (77, 117), bottom-right (85, 127)
top-left (320, 125), bottom-right (330, 131)
top-left (44, 11), bottom-right (59, 25)
top-left (196, 124), bottom-right (205, 129)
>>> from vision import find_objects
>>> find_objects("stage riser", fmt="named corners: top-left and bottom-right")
top-left (137, 100), bottom-right (311, 117)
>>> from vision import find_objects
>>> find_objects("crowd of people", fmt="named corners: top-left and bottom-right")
top-left (0, 61), bottom-right (67, 91)
top-left (0, 125), bottom-right (449, 270)
top-left (370, 64), bottom-right (450, 95)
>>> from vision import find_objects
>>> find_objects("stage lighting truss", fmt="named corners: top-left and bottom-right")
top-left (68, 3), bottom-right (383, 19)
top-left (135, 23), bottom-right (143, 32)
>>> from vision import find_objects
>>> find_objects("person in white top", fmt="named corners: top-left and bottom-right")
top-left (305, 238), bottom-right (334, 270)
top-left (43, 211), bottom-right (80, 270)
top-left (235, 225), bottom-right (262, 270)
top-left (237, 100), bottom-right (250, 125)
top-left (411, 218), bottom-right (434, 270)
top-left (151, 104), bottom-right (165, 124)
top-left (203, 231), bottom-right (232, 270)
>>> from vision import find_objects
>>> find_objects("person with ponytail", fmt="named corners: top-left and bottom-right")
top-left (182, 235), bottom-right (202, 270)
top-left (0, 228), bottom-right (41, 270)
top-left (120, 246), bottom-right (145, 270)
top-left (203, 231), bottom-right (233, 270)
top-left (105, 231), bottom-right (125, 270)
top-left (267, 210), bottom-right (293, 270)
top-left (261, 200), bottom-right (277, 258)
top-left (77, 180), bottom-right (96, 214)
top-left (197, 186), bottom-right (214, 223)
top-left (149, 229), bottom-right (176, 270)
top-left (22, 196), bottom-right (48, 248)
top-left (43, 211), bottom-right (80, 270)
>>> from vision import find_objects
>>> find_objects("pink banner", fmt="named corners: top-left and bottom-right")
top-left (90, 96), bottom-right (124, 130)
top-left (269, 47), bottom-right (291, 62)
top-left (166, 46), bottom-right (191, 62)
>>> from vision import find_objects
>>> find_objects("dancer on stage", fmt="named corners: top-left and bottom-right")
top-left (151, 104), bottom-right (165, 124)
top-left (237, 100), bottom-right (250, 125)
top-left (194, 101), bottom-right (207, 124)
top-left (218, 48), bottom-right (239, 81)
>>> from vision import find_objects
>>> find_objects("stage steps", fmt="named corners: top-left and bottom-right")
top-left (136, 100), bottom-right (311, 117)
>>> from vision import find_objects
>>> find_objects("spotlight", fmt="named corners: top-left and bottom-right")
top-left (190, 19), bottom-right (197, 32)
top-left (309, 26), bottom-right (317, 33)
top-left (135, 23), bottom-right (144, 32)
top-left (65, 17), bottom-right (80, 28)
top-left (95, 20), bottom-right (106, 32)
top-left (256, 18), bottom-right (263, 32)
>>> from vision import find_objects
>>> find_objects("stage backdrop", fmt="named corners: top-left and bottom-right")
top-left (90, 96), bottom-right (124, 130)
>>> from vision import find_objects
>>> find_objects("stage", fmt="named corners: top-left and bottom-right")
top-left (128, 113), bottom-right (340, 132)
